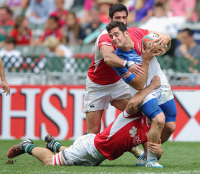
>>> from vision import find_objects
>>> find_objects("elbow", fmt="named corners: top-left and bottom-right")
top-left (104, 56), bottom-right (111, 66)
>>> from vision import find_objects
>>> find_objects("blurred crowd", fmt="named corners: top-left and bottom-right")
top-left (0, 0), bottom-right (200, 74)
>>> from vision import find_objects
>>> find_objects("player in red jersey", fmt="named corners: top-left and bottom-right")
top-left (84, 4), bottom-right (171, 136)
top-left (7, 76), bottom-right (163, 167)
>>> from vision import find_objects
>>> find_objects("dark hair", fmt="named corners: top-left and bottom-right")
top-left (4, 36), bottom-right (16, 45)
top-left (109, 4), bottom-right (128, 19)
top-left (0, 6), bottom-right (12, 15)
top-left (49, 16), bottom-right (59, 23)
top-left (181, 28), bottom-right (194, 36)
top-left (106, 21), bottom-right (127, 33)
top-left (155, 2), bottom-right (164, 8)
top-left (14, 15), bottom-right (25, 30)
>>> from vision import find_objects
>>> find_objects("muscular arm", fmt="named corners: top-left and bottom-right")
top-left (100, 45), bottom-right (125, 67)
top-left (127, 76), bottom-right (160, 114)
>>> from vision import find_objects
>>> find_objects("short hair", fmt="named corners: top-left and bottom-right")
top-left (181, 28), bottom-right (194, 36)
top-left (49, 16), bottom-right (59, 23)
top-left (4, 36), bottom-right (16, 45)
top-left (109, 4), bottom-right (128, 19)
top-left (155, 2), bottom-right (164, 8)
top-left (106, 21), bottom-right (127, 33)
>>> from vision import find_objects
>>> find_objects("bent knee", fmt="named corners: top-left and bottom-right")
top-left (152, 115), bottom-right (165, 129)
top-left (165, 122), bottom-right (176, 133)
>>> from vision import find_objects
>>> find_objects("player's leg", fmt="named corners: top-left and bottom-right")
top-left (7, 139), bottom-right (57, 166)
top-left (140, 97), bottom-right (165, 168)
top-left (86, 110), bottom-right (104, 134)
top-left (159, 98), bottom-right (177, 143)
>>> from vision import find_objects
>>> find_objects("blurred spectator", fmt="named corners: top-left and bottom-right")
top-left (27, 0), bottom-right (55, 25)
top-left (140, 3), bottom-right (185, 39)
top-left (0, 7), bottom-right (15, 42)
top-left (0, 36), bottom-right (21, 61)
top-left (81, 6), bottom-right (106, 44)
top-left (62, 12), bottom-right (82, 44)
top-left (72, 0), bottom-right (84, 7)
top-left (6, 0), bottom-right (23, 9)
top-left (166, 0), bottom-right (198, 22)
top-left (10, 15), bottom-right (33, 45)
top-left (44, 36), bottom-right (72, 58)
top-left (40, 16), bottom-right (62, 43)
top-left (97, 0), bottom-right (118, 24)
top-left (82, 0), bottom-right (97, 24)
top-left (128, 0), bottom-right (154, 23)
top-left (50, 0), bottom-right (68, 27)
top-left (175, 28), bottom-right (200, 60)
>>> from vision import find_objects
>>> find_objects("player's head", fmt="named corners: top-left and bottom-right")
top-left (109, 4), bottom-right (128, 26)
top-left (107, 21), bottom-right (128, 48)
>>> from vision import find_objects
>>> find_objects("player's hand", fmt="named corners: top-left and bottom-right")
top-left (1, 80), bottom-right (10, 96)
top-left (142, 45), bottom-right (160, 61)
top-left (152, 32), bottom-right (171, 48)
top-left (147, 139), bottom-right (162, 155)
top-left (150, 76), bottom-right (161, 89)
top-left (128, 63), bottom-right (145, 77)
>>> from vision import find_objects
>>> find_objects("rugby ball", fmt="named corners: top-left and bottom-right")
top-left (142, 33), bottom-right (169, 56)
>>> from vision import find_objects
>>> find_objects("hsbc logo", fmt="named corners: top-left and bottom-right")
top-left (172, 89), bottom-right (200, 141)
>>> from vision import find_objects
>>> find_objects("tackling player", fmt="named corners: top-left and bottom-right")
top-left (106, 21), bottom-right (177, 168)
top-left (8, 76), bottom-right (163, 167)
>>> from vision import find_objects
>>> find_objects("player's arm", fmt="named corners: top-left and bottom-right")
top-left (128, 45), bottom-right (160, 90)
top-left (126, 76), bottom-right (161, 114)
top-left (100, 45), bottom-right (145, 77)
top-left (0, 58), bottom-right (10, 95)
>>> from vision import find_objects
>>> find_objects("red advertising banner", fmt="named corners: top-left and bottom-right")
top-left (0, 86), bottom-right (200, 141)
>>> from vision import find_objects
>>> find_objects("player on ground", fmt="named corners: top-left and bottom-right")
top-left (0, 58), bottom-right (10, 95)
top-left (8, 76), bottom-right (163, 167)
top-left (106, 21), bottom-right (177, 168)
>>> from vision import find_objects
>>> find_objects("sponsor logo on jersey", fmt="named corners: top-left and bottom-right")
top-left (122, 71), bottom-right (132, 79)
top-left (90, 104), bottom-right (95, 108)
top-left (129, 126), bottom-right (137, 137)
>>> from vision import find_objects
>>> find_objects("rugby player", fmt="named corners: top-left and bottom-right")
top-left (106, 21), bottom-right (177, 168)
top-left (7, 76), bottom-right (163, 167)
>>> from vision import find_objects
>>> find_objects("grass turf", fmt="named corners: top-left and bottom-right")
top-left (0, 140), bottom-right (200, 174)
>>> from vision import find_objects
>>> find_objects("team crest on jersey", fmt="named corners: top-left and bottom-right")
top-left (129, 126), bottom-right (137, 137)
top-left (122, 71), bottom-right (132, 79)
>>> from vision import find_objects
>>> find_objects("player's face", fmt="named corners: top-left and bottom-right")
top-left (111, 11), bottom-right (127, 26)
top-left (109, 27), bottom-right (126, 48)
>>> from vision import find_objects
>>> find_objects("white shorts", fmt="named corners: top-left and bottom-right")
top-left (130, 87), bottom-right (174, 107)
top-left (61, 134), bottom-right (106, 166)
top-left (84, 76), bottom-right (131, 112)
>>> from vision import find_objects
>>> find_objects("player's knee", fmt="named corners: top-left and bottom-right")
top-left (153, 115), bottom-right (165, 130)
top-left (43, 157), bottom-right (52, 166)
top-left (165, 122), bottom-right (176, 134)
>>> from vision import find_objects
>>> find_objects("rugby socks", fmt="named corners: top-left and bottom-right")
top-left (22, 143), bottom-right (36, 155)
top-left (47, 140), bottom-right (62, 153)
top-left (147, 149), bottom-right (157, 161)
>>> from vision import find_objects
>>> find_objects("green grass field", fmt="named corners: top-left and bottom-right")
top-left (0, 140), bottom-right (200, 174)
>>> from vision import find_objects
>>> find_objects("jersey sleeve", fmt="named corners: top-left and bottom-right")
top-left (113, 66), bottom-right (136, 84)
top-left (98, 34), bottom-right (113, 50)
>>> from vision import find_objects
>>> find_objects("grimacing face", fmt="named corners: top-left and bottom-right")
top-left (111, 11), bottom-right (127, 26)
top-left (109, 27), bottom-right (127, 48)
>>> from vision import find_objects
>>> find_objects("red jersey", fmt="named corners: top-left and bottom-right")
top-left (87, 27), bottom-right (148, 85)
top-left (40, 29), bottom-right (62, 42)
top-left (10, 29), bottom-right (32, 45)
top-left (94, 112), bottom-right (150, 160)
